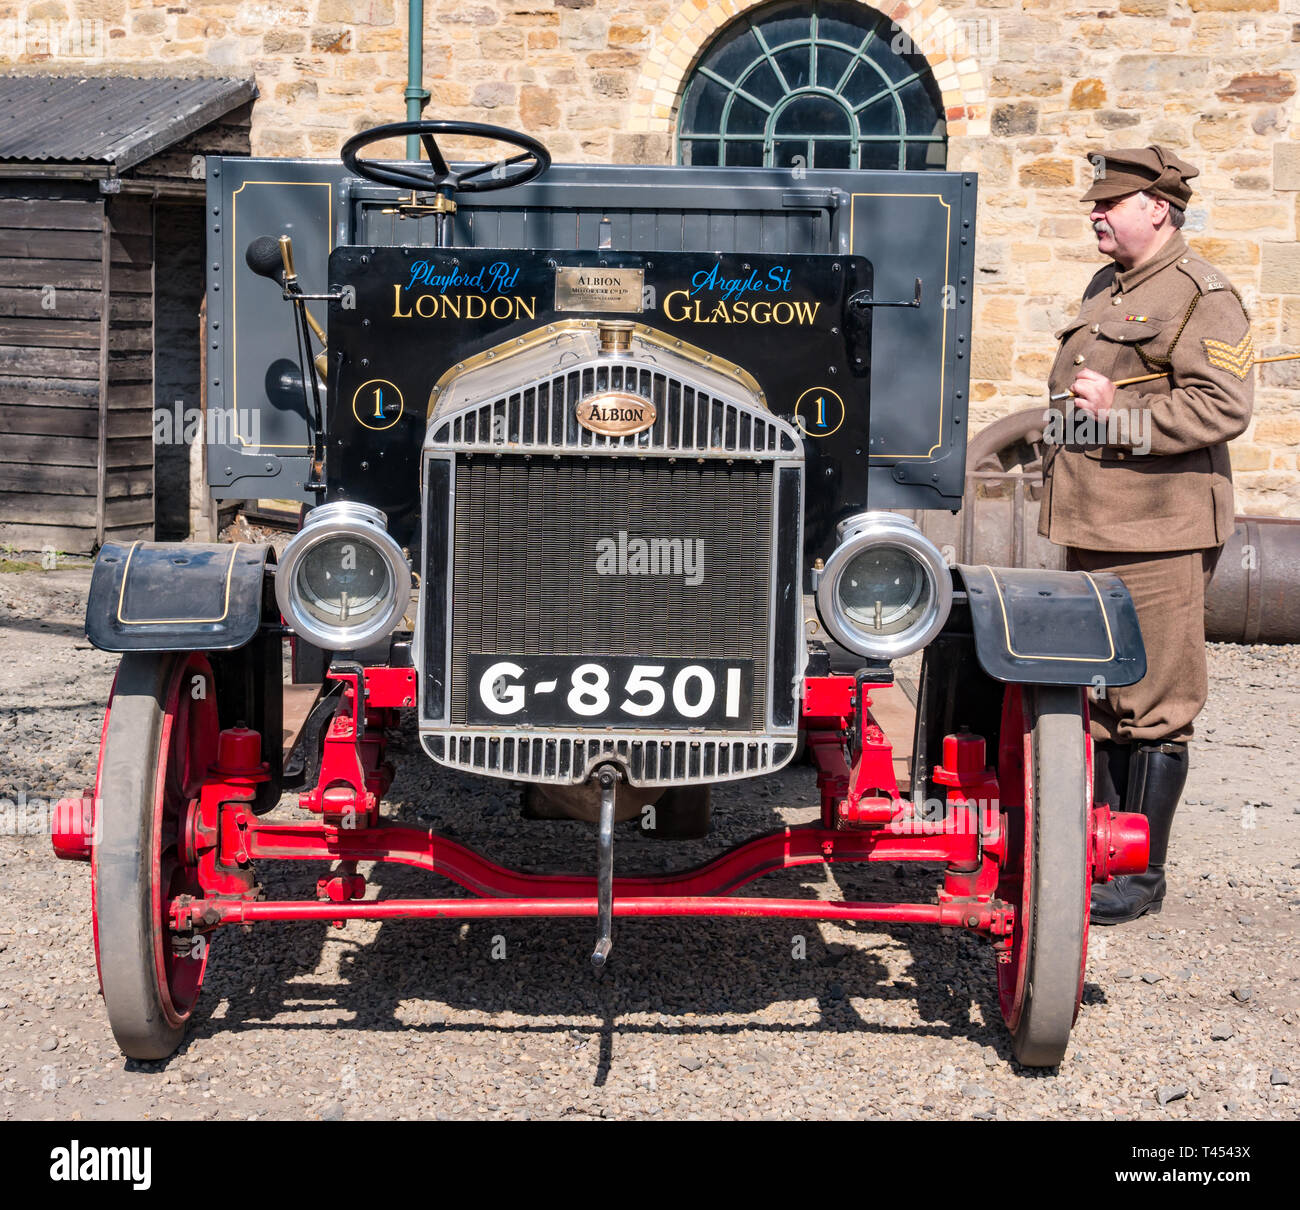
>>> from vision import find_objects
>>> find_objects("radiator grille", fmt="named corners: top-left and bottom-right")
top-left (449, 456), bottom-right (774, 730)
top-left (431, 363), bottom-right (796, 456)
top-left (424, 733), bottom-right (793, 783)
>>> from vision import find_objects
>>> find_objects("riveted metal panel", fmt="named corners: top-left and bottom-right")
top-left (209, 158), bottom-right (975, 512)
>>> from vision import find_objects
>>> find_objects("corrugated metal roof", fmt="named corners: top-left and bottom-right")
top-left (0, 75), bottom-right (257, 170)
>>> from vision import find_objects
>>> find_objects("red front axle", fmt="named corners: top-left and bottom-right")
top-left (57, 671), bottom-right (1149, 947)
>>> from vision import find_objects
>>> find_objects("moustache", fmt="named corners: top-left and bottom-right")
top-left (1093, 222), bottom-right (1113, 237)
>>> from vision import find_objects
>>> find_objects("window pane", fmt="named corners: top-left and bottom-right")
top-left (756, 7), bottom-right (813, 53)
top-left (816, 6), bottom-right (883, 53)
top-left (855, 95), bottom-right (901, 136)
top-left (707, 27), bottom-right (762, 84)
top-left (735, 58), bottom-right (783, 105)
top-left (773, 139), bottom-right (810, 170)
top-left (726, 95), bottom-right (768, 136)
top-left (905, 140), bottom-right (946, 171)
top-left (898, 78), bottom-right (944, 135)
top-left (774, 46), bottom-right (811, 91)
top-left (873, 42), bottom-right (925, 87)
top-left (859, 141), bottom-right (903, 170)
top-left (776, 94), bottom-right (850, 137)
top-left (682, 140), bottom-right (719, 167)
top-left (681, 80), bottom-right (725, 136)
top-left (722, 140), bottom-right (766, 167)
top-left (815, 45), bottom-right (854, 91)
top-left (839, 56), bottom-right (890, 109)
top-left (812, 139), bottom-right (851, 170)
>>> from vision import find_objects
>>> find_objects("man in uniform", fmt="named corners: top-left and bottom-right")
top-left (1039, 146), bottom-right (1254, 924)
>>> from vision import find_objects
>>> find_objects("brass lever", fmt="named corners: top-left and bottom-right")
top-left (280, 235), bottom-right (328, 380)
top-left (278, 234), bottom-right (297, 283)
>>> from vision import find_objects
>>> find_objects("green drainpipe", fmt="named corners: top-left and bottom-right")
top-left (404, 0), bottom-right (431, 159)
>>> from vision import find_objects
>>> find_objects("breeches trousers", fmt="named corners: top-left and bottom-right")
top-left (1066, 546), bottom-right (1221, 744)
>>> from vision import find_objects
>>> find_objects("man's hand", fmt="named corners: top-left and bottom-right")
top-left (1070, 368), bottom-right (1116, 419)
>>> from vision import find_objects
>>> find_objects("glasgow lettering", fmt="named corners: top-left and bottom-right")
top-left (661, 290), bottom-right (821, 325)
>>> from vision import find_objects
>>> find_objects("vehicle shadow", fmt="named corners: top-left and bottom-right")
top-left (186, 746), bottom-right (1036, 1072)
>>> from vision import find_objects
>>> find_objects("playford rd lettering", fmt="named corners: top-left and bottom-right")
top-left (405, 260), bottom-right (521, 293)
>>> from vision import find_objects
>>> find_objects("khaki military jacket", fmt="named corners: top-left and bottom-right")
top-left (1039, 232), bottom-right (1254, 552)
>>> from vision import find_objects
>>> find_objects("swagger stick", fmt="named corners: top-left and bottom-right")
top-left (1048, 353), bottom-right (1300, 403)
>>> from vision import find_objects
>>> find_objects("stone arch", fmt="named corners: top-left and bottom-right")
top-left (625, 0), bottom-right (990, 146)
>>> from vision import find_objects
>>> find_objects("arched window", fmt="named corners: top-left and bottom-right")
top-left (676, 0), bottom-right (947, 170)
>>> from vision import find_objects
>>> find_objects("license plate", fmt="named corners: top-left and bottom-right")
top-left (467, 655), bottom-right (754, 729)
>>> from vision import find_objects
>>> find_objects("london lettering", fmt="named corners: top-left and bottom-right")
top-left (391, 284), bottom-right (537, 321)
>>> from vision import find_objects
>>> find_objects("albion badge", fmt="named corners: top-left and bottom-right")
top-left (575, 390), bottom-right (657, 436)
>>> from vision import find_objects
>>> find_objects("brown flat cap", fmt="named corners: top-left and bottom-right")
top-left (1079, 145), bottom-right (1199, 210)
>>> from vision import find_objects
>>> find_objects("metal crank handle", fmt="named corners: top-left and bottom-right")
top-left (591, 767), bottom-right (618, 969)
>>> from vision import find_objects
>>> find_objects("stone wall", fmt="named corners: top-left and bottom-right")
top-left (3, 0), bottom-right (1299, 513)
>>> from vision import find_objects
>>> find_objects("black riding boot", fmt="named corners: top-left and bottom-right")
top-left (1089, 741), bottom-right (1188, 925)
top-left (1093, 739), bottom-right (1133, 813)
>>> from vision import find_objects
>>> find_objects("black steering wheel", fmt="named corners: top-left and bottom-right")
top-left (340, 120), bottom-right (550, 195)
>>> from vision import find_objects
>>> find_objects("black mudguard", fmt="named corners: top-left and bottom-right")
top-left (86, 541), bottom-right (275, 653)
top-left (955, 564), bottom-right (1146, 688)
top-left (87, 540), bottom-right (283, 811)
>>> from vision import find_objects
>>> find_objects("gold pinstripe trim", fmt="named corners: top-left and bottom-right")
top-left (850, 192), bottom-right (951, 460)
top-left (231, 179), bottom-right (335, 450)
top-left (984, 566), bottom-right (1116, 664)
top-left (116, 543), bottom-right (241, 626)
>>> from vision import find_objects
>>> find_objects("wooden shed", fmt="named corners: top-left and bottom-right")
top-left (0, 75), bottom-right (256, 554)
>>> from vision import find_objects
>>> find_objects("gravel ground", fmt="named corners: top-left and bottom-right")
top-left (0, 561), bottom-right (1296, 1121)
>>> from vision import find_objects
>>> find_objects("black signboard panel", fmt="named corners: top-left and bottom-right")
top-left (327, 248), bottom-right (870, 555)
top-left (209, 159), bottom-right (977, 515)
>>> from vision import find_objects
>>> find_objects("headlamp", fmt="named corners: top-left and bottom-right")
top-left (275, 502), bottom-right (410, 650)
top-left (814, 512), bottom-right (952, 660)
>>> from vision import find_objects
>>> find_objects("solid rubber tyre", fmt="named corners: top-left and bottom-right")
top-left (1001, 685), bottom-right (1090, 1068)
top-left (93, 652), bottom-right (217, 1060)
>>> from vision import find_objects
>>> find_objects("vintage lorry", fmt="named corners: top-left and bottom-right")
top-left (53, 119), bottom-right (1150, 1067)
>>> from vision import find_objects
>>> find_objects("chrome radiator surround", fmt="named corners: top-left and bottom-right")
top-left (416, 325), bottom-right (806, 787)
top-left (420, 732), bottom-right (798, 787)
